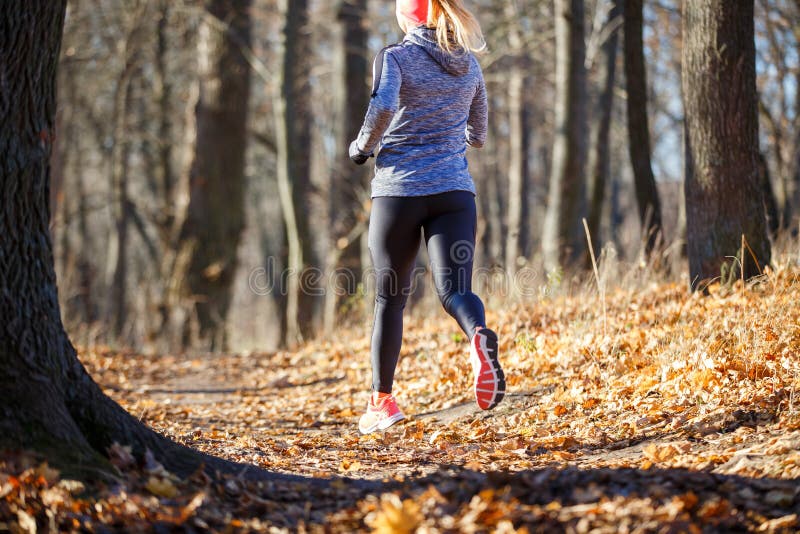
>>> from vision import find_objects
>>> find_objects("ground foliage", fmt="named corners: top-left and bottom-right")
top-left (2, 263), bottom-right (800, 532)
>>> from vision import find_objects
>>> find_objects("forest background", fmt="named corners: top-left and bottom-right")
top-left (51, 0), bottom-right (798, 354)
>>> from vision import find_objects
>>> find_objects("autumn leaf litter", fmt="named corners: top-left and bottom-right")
top-left (2, 264), bottom-right (800, 531)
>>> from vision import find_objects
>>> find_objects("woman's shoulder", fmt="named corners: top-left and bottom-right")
top-left (380, 40), bottom-right (419, 62)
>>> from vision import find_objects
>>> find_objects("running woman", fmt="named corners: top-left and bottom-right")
top-left (350, 0), bottom-right (505, 434)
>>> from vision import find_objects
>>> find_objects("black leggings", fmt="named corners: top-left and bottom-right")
top-left (368, 190), bottom-right (486, 393)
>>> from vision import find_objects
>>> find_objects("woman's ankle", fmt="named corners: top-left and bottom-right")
top-left (372, 390), bottom-right (392, 403)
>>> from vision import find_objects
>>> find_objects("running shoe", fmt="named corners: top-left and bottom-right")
top-left (358, 394), bottom-right (405, 434)
top-left (469, 328), bottom-right (505, 410)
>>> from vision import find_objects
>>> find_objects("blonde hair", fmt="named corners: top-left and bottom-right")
top-left (428, 0), bottom-right (486, 55)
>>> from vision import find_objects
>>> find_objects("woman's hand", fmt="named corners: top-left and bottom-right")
top-left (349, 140), bottom-right (373, 165)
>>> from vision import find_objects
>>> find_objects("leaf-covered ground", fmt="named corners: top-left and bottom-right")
top-left (3, 264), bottom-right (800, 532)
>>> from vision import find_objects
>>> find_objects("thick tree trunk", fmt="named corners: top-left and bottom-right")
top-left (682, 0), bottom-right (771, 289)
top-left (542, 0), bottom-right (588, 272)
top-left (0, 0), bottom-right (239, 478)
top-left (586, 0), bottom-right (621, 266)
top-left (275, 0), bottom-right (316, 345)
top-left (624, 0), bottom-right (663, 256)
top-left (177, 0), bottom-right (252, 350)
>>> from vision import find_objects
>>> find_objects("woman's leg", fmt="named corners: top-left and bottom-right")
top-left (423, 190), bottom-right (505, 410)
top-left (368, 196), bottom-right (424, 393)
top-left (422, 191), bottom-right (486, 336)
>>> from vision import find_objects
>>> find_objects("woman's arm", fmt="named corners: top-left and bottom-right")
top-left (352, 50), bottom-right (402, 159)
top-left (466, 68), bottom-right (488, 149)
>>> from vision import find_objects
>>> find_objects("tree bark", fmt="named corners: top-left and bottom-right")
top-left (177, 0), bottom-right (252, 350)
top-left (107, 40), bottom-right (140, 340)
top-left (792, 16), bottom-right (800, 229)
top-left (624, 0), bottom-right (663, 256)
top-left (325, 0), bottom-right (370, 333)
top-left (682, 0), bottom-right (771, 289)
top-left (542, 0), bottom-right (588, 272)
top-left (0, 0), bottom-right (241, 478)
top-left (586, 0), bottom-right (621, 266)
top-left (504, 2), bottom-right (527, 277)
top-left (759, 152), bottom-right (780, 239)
top-left (275, 0), bottom-right (316, 345)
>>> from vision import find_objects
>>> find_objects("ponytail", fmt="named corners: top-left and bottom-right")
top-left (428, 0), bottom-right (486, 55)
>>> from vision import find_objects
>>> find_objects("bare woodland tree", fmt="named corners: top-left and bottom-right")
top-left (542, 0), bottom-right (588, 271)
top-left (176, 0), bottom-right (252, 350)
top-left (324, 0), bottom-right (370, 333)
top-left (586, 0), bottom-right (621, 262)
top-left (624, 0), bottom-right (663, 256)
top-left (108, 5), bottom-right (150, 339)
top-left (682, 0), bottom-right (771, 288)
top-left (275, 0), bottom-right (316, 345)
top-left (504, 1), bottom-right (528, 276)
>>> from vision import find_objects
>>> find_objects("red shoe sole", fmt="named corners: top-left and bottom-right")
top-left (472, 329), bottom-right (505, 410)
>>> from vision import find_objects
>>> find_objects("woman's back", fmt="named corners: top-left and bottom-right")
top-left (357, 26), bottom-right (487, 198)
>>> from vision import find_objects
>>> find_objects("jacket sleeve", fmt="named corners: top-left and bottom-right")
top-left (466, 68), bottom-right (488, 148)
top-left (355, 50), bottom-right (402, 155)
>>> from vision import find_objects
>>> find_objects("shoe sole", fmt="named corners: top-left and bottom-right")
top-left (358, 411), bottom-right (405, 435)
top-left (472, 329), bottom-right (505, 410)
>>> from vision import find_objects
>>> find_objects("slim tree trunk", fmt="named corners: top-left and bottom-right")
top-left (483, 91), bottom-right (504, 265)
top-left (0, 0), bottom-right (236, 478)
top-left (586, 0), bottom-right (621, 265)
top-left (542, 0), bottom-right (588, 272)
top-left (107, 61), bottom-right (136, 339)
top-left (793, 26), bottom-right (800, 228)
top-left (275, 0), bottom-right (316, 345)
top-left (155, 0), bottom-right (176, 241)
top-left (504, 2), bottom-right (527, 277)
top-left (520, 94), bottom-right (534, 258)
top-left (325, 0), bottom-right (369, 333)
top-left (759, 152), bottom-right (781, 239)
top-left (624, 0), bottom-right (663, 256)
top-left (177, 0), bottom-right (252, 350)
top-left (682, 0), bottom-right (771, 289)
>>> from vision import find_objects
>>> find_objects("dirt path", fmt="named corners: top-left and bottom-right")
top-left (79, 346), bottom-right (799, 530)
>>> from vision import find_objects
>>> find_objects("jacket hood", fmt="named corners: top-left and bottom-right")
top-left (405, 26), bottom-right (471, 76)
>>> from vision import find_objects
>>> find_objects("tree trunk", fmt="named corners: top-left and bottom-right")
top-left (624, 0), bottom-right (663, 256)
top-left (793, 23), bottom-right (800, 229)
top-left (542, 0), bottom-right (588, 272)
top-left (107, 55), bottom-right (138, 340)
top-left (504, 2), bottom-right (527, 278)
top-left (682, 0), bottom-right (771, 289)
top-left (177, 0), bottom-right (252, 350)
top-left (0, 0), bottom-right (238, 478)
top-left (325, 0), bottom-right (369, 333)
top-left (483, 90), bottom-right (504, 266)
top-left (586, 0), bottom-right (621, 266)
top-left (275, 0), bottom-right (316, 346)
top-left (155, 0), bottom-right (176, 239)
top-left (519, 93), bottom-right (534, 258)
top-left (759, 152), bottom-right (781, 239)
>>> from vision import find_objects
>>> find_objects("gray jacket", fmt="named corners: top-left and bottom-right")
top-left (355, 26), bottom-right (488, 198)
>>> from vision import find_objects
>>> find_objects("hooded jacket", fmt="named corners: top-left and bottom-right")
top-left (355, 26), bottom-right (488, 198)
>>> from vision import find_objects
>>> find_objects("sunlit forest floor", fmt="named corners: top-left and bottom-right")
top-left (3, 261), bottom-right (800, 532)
